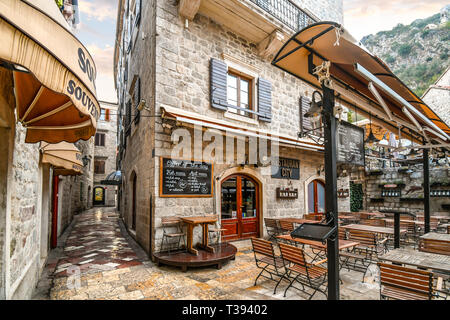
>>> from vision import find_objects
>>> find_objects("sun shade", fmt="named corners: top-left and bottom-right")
top-left (40, 141), bottom-right (83, 176)
top-left (271, 22), bottom-right (450, 145)
top-left (100, 171), bottom-right (122, 186)
top-left (0, 0), bottom-right (100, 143)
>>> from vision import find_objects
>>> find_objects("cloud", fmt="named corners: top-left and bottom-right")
top-left (86, 44), bottom-right (114, 77)
top-left (79, 0), bottom-right (118, 22)
top-left (344, 0), bottom-right (448, 40)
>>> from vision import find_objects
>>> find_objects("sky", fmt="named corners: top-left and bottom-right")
top-left (73, 0), bottom-right (449, 103)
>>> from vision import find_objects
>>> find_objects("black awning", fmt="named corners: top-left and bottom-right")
top-left (100, 170), bottom-right (122, 186)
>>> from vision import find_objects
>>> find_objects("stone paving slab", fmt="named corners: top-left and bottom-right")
top-left (36, 207), bottom-right (394, 301)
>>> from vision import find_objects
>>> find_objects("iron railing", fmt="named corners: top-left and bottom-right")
top-left (249, 0), bottom-right (316, 31)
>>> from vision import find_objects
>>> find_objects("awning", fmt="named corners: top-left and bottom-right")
top-left (100, 171), bottom-right (122, 186)
top-left (272, 22), bottom-right (450, 146)
top-left (161, 105), bottom-right (324, 152)
top-left (0, 0), bottom-right (100, 143)
top-left (40, 141), bottom-right (83, 176)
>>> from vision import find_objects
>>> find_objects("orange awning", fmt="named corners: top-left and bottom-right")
top-left (0, 0), bottom-right (100, 143)
top-left (272, 22), bottom-right (450, 145)
top-left (40, 141), bottom-right (83, 176)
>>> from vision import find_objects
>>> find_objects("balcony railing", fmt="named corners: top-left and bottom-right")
top-left (249, 0), bottom-right (316, 31)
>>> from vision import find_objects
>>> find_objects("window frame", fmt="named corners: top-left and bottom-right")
top-left (94, 160), bottom-right (106, 175)
top-left (226, 69), bottom-right (254, 118)
top-left (95, 132), bottom-right (106, 147)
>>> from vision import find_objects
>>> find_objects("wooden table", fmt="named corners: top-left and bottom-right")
top-left (341, 224), bottom-right (407, 236)
top-left (420, 232), bottom-right (450, 242)
top-left (277, 218), bottom-right (320, 225)
top-left (277, 234), bottom-right (359, 251)
top-left (383, 219), bottom-right (424, 226)
top-left (180, 216), bottom-right (217, 256)
top-left (379, 248), bottom-right (450, 275)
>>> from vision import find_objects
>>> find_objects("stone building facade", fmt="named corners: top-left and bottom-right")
top-left (114, 0), bottom-right (345, 256)
top-left (422, 66), bottom-right (450, 127)
top-left (93, 101), bottom-right (119, 207)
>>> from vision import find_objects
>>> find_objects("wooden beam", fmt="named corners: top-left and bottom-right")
top-left (257, 30), bottom-right (285, 59)
top-left (179, 0), bottom-right (201, 20)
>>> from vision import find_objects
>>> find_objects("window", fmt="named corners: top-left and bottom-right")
top-left (227, 70), bottom-right (253, 117)
top-left (95, 133), bottom-right (105, 146)
top-left (99, 108), bottom-right (110, 122)
top-left (94, 160), bottom-right (106, 174)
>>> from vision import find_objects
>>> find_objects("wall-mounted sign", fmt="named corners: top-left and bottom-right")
top-left (160, 158), bottom-right (213, 197)
top-left (272, 158), bottom-right (300, 180)
top-left (276, 188), bottom-right (298, 200)
top-left (336, 121), bottom-right (365, 166)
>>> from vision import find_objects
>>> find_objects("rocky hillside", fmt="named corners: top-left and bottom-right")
top-left (361, 11), bottom-right (450, 97)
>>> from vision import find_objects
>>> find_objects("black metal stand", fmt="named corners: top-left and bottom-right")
top-left (322, 85), bottom-right (339, 300)
top-left (423, 149), bottom-right (430, 234)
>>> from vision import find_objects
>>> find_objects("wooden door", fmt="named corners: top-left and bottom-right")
top-left (221, 174), bottom-right (259, 241)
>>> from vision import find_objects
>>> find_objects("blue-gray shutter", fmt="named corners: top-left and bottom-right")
top-left (210, 58), bottom-right (228, 111)
top-left (258, 78), bottom-right (272, 122)
top-left (300, 96), bottom-right (313, 135)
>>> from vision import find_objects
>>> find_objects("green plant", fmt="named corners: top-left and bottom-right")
top-left (350, 182), bottom-right (363, 212)
top-left (398, 44), bottom-right (413, 57)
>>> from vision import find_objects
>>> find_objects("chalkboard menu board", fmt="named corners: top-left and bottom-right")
top-left (160, 158), bottom-right (213, 197)
top-left (336, 121), bottom-right (365, 166)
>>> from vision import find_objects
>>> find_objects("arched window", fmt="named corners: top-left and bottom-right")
top-left (308, 180), bottom-right (325, 214)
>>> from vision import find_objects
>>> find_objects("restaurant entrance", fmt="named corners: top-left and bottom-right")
top-left (221, 174), bottom-right (260, 241)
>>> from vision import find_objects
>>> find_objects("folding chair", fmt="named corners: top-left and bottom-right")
top-left (160, 217), bottom-right (186, 254)
top-left (264, 218), bottom-right (282, 242)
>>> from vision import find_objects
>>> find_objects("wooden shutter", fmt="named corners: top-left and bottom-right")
top-left (134, 77), bottom-right (141, 124)
top-left (125, 100), bottom-right (132, 136)
top-left (210, 58), bottom-right (228, 111)
top-left (300, 96), bottom-right (312, 135)
top-left (257, 78), bottom-right (272, 122)
top-left (105, 109), bottom-right (110, 121)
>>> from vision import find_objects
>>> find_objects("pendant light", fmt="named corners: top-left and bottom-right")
top-left (365, 112), bottom-right (380, 146)
top-left (408, 130), bottom-right (418, 157)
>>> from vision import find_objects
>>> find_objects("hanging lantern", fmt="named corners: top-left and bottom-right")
top-left (365, 112), bottom-right (380, 147)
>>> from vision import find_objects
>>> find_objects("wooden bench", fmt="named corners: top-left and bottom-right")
top-left (360, 219), bottom-right (386, 227)
top-left (278, 242), bottom-right (328, 299)
top-left (378, 262), bottom-right (434, 300)
top-left (251, 237), bottom-right (285, 293)
top-left (418, 238), bottom-right (450, 256)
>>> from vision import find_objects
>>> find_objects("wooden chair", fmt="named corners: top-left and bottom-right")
top-left (417, 217), bottom-right (439, 232)
top-left (278, 242), bottom-right (328, 299)
top-left (208, 215), bottom-right (227, 245)
top-left (264, 218), bottom-right (282, 242)
top-left (160, 217), bottom-right (186, 254)
top-left (304, 213), bottom-right (323, 221)
top-left (250, 238), bottom-right (285, 293)
top-left (418, 238), bottom-right (450, 256)
top-left (447, 225), bottom-right (450, 234)
top-left (279, 220), bottom-right (295, 234)
top-left (378, 263), bottom-right (435, 300)
top-left (338, 228), bottom-right (347, 240)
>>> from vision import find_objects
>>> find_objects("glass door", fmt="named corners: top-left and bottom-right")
top-left (221, 175), bottom-right (259, 240)
top-left (308, 180), bottom-right (325, 214)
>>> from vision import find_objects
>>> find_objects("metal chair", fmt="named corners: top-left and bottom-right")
top-left (208, 215), bottom-right (227, 245)
top-left (264, 218), bottom-right (282, 242)
top-left (160, 217), bottom-right (186, 254)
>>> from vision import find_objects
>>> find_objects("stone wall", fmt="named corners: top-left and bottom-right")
top-left (364, 167), bottom-right (450, 214)
top-left (94, 102), bottom-right (118, 207)
top-left (422, 68), bottom-right (450, 126)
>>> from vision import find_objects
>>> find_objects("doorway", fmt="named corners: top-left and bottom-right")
top-left (131, 173), bottom-right (137, 231)
top-left (307, 179), bottom-right (325, 214)
top-left (93, 186), bottom-right (105, 206)
top-left (221, 174), bottom-right (260, 241)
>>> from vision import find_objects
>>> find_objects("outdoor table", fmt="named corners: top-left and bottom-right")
top-left (383, 218), bottom-right (424, 226)
top-left (341, 224), bottom-right (407, 236)
top-left (379, 211), bottom-right (415, 248)
top-left (180, 216), bottom-right (217, 256)
top-left (277, 218), bottom-right (321, 225)
top-left (420, 232), bottom-right (450, 243)
top-left (379, 248), bottom-right (450, 275)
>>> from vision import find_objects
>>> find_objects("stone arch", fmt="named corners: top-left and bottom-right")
top-left (304, 174), bottom-right (325, 215)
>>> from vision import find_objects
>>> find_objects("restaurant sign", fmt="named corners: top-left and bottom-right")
top-left (336, 121), bottom-right (365, 166)
top-left (272, 158), bottom-right (300, 180)
top-left (276, 188), bottom-right (299, 200)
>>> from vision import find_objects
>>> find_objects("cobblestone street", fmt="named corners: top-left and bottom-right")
top-left (32, 208), bottom-right (380, 300)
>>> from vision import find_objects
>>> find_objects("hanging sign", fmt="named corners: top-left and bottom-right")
top-left (276, 188), bottom-right (299, 200)
top-left (336, 121), bottom-right (365, 166)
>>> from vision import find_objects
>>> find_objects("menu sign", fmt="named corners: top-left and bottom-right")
top-left (336, 121), bottom-right (365, 166)
top-left (160, 158), bottom-right (213, 197)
